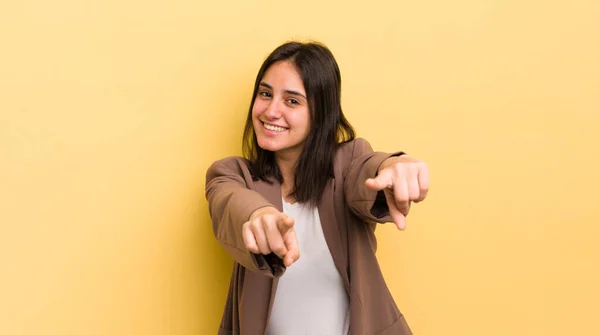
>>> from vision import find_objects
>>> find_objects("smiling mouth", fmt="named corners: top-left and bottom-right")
top-left (262, 122), bottom-right (289, 132)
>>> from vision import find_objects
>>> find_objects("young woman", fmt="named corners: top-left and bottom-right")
top-left (206, 41), bottom-right (429, 335)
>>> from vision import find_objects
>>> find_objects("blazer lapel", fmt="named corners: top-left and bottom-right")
top-left (318, 179), bottom-right (350, 291)
top-left (253, 178), bottom-right (283, 332)
top-left (254, 178), bottom-right (283, 212)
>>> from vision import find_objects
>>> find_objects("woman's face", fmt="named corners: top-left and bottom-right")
top-left (252, 61), bottom-right (310, 160)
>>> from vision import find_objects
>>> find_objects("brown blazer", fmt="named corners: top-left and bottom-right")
top-left (205, 138), bottom-right (413, 335)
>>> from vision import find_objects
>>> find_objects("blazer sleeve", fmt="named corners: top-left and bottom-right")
top-left (205, 157), bottom-right (285, 278)
top-left (343, 138), bottom-right (405, 223)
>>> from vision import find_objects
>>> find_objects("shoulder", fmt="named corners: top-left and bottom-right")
top-left (336, 137), bottom-right (374, 163)
top-left (206, 156), bottom-right (253, 179)
top-left (333, 138), bottom-right (375, 178)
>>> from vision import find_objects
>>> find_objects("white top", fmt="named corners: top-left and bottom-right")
top-left (266, 199), bottom-right (350, 335)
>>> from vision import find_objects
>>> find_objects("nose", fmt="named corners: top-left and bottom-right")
top-left (263, 99), bottom-right (282, 120)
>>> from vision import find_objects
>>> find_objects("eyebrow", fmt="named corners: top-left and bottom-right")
top-left (259, 82), bottom-right (307, 100)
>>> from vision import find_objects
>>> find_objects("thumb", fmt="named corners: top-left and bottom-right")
top-left (277, 213), bottom-right (295, 232)
top-left (365, 169), bottom-right (392, 191)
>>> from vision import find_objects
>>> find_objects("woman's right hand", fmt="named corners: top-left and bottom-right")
top-left (243, 206), bottom-right (300, 267)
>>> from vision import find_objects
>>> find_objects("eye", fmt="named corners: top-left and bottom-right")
top-left (287, 98), bottom-right (300, 105)
top-left (259, 91), bottom-right (272, 98)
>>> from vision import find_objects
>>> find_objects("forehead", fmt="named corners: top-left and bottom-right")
top-left (261, 61), bottom-right (305, 92)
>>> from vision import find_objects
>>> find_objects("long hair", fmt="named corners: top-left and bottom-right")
top-left (242, 41), bottom-right (355, 206)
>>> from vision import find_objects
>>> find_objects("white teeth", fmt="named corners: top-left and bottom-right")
top-left (264, 123), bottom-right (287, 132)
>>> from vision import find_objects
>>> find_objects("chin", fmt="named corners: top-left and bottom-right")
top-left (256, 137), bottom-right (281, 152)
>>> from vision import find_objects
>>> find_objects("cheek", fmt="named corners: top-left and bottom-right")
top-left (252, 99), bottom-right (266, 117)
top-left (296, 109), bottom-right (311, 131)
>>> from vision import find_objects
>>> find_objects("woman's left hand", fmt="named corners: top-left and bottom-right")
top-left (365, 155), bottom-right (430, 230)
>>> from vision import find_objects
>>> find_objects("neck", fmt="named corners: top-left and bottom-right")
top-left (275, 151), bottom-right (300, 202)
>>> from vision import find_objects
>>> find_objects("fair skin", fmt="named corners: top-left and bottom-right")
top-left (251, 60), bottom-right (310, 198)
top-left (242, 61), bottom-right (430, 267)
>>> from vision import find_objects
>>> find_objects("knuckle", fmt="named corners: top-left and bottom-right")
top-left (251, 217), bottom-right (263, 227)
top-left (272, 244), bottom-right (286, 255)
top-left (403, 164), bottom-right (416, 176)
top-left (250, 222), bottom-right (262, 233)
top-left (261, 218), bottom-right (273, 229)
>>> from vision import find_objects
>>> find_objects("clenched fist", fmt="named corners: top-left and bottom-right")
top-left (243, 206), bottom-right (300, 267)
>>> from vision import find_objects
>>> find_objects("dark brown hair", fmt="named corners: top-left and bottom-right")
top-left (242, 41), bottom-right (355, 206)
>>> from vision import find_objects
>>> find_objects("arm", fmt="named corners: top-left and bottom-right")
top-left (344, 138), bottom-right (430, 230)
top-left (205, 158), bottom-right (285, 277)
top-left (344, 138), bottom-right (404, 223)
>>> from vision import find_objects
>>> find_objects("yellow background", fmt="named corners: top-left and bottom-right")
top-left (2, 0), bottom-right (599, 334)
